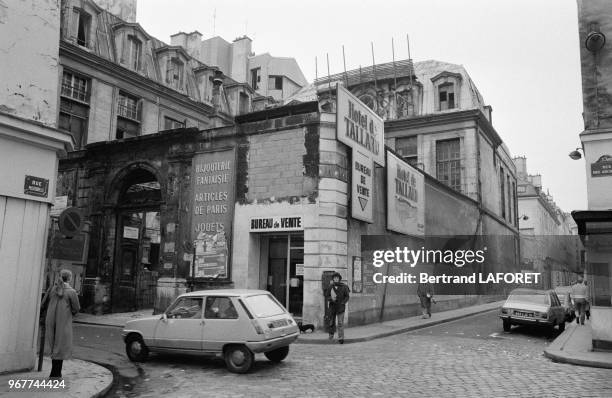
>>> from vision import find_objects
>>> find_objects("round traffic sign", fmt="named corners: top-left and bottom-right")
top-left (58, 207), bottom-right (83, 237)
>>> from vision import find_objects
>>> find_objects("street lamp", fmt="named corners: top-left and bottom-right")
top-left (569, 148), bottom-right (583, 160)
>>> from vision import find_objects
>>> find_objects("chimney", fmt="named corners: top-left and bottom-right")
top-left (513, 156), bottom-right (527, 178)
top-left (230, 35), bottom-right (252, 83)
top-left (171, 31), bottom-right (203, 60)
top-left (211, 70), bottom-right (224, 111)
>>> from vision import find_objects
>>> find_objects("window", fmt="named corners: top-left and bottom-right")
top-left (395, 136), bottom-right (418, 166)
top-left (164, 116), bottom-right (185, 130)
top-left (127, 35), bottom-right (142, 71)
top-left (268, 76), bottom-right (283, 90)
top-left (250, 68), bottom-right (261, 90)
top-left (166, 57), bottom-right (184, 89)
top-left (512, 182), bottom-right (518, 226)
top-left (59, 71), bottom-right (90, 148)
top-left (166, 297), bottom-right (203, 319)
top-left (239, 92), bottom-right (250, 114)
top-left (61, 71), bottom-right (89, 103)
top-left (243, 294), bottom-right (286, 318)
top-left (436, 139), bottom-right (461, 191)
top-left (59, 100), bottom-right (88, 148)
top-left (72, 8), bottom-right (91, 47)
top-left (116, 92), bottom-right (141, 139)
top-left (438, 83), bottom-right (455, 111)
top-left (205, 297), bottom-right (238, 319)
top-left (507, 175), bottom-right (512, 223)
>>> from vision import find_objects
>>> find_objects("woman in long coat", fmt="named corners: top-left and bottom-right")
top-left (43, 269), bottom-right (80, 378)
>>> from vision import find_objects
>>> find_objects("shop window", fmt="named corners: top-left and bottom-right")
top-left (436, 139), bottom-right (461, 191)
top-left (250, 68), bottom-right (260, 90)
top-left (268, 76), bottom-right (283, 90)
top-left (205, 297), bottom-right (238, 319)
top-left (72, 8), bottom-right (91, 47)
top-left (438, 83), bottom-right (455, 111)
top-left (395, 136), bottom-right (418, 166)
top-left (166, 57), bottom-right (184, 90)
top-left (127, 35), bottom-right (142, 71)
top-left (163, 116), bottom-right (185, 130)
top-left (116, 91), bottom-right (141, 139)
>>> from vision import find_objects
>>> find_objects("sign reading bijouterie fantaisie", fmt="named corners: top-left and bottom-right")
top-left (591, 154), bottom-right (612, 177)
top-left (191, 149), bottom-right (236, 278)
top-left (387, 151), bottom-right (425, 236)
top-left (336, 84), bottom-right (385, 166)
top-left (249, 216), bottom-right (303, 232)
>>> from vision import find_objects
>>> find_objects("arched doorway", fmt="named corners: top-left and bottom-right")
top-left (112, 168), bottom-right (162, 312)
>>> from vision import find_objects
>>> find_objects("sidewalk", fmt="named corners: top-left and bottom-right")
top-left (0, 357), bottom-right (113, 398)
top-left (75, 309), bottom-right (154, 327)
top-left (297, 300), bottom-right (503, 344)
top-left (544, 321), bottom-right (612, 369)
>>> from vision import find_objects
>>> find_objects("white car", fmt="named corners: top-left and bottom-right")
top-left (122, 289), bottom-right (300, 373)
top-left (499, 288), bottom-right (566, 334)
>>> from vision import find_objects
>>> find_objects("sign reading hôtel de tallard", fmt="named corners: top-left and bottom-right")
top-left (591, 154), bottom-right (612, 178)
top-left (336, 84), bottom-right (385, 167)
top-left (191, 149), bottom-right (236, 279)
top-left (386, 151), bottom-right (425, 236)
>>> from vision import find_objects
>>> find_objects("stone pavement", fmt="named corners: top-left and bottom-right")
top-left (0, 357), bottom-right (113, 398)
top-left (544, 321), bottom-right (612, 369)
top-left (298, 300), bottom-right (503, 344)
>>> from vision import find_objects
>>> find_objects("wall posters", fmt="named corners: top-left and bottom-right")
top-left (336, 84), bottom-right (385, 166)
top-left (386, 151), bottom-right (425, 236)
top-left (352, 150), bottom-right (374, 223)
top-left (191, 149), bottom-right (235, 278)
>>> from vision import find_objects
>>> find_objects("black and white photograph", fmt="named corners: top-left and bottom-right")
top-left (1, 0), bottom-right (612, 397)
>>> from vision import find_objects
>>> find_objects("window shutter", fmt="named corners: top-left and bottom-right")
top-left (70, 9), bottom-right (80, 41)
top-left (136, 100), bottom-right (143, 122)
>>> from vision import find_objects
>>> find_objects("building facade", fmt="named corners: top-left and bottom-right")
top-left (0, 0), bottom-right (73, 373)
top-left (514, 157), bottom-right (582, 289)
top-left (573, 0), bottom-right (612, 350)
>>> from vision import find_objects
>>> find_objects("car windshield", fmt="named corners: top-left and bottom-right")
top-left (508, 292), bottom-right (549, 305)
top-left (243, 294), bottom-right (286, 318)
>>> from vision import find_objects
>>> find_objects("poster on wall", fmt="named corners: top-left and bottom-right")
top-left (336, 84), bottom-right (385, 166)
top-left (351, 150), bottom-right (374, 223)
top-left (386, 151), bottom-right (425, 236)
top-left (191, 149), bottom-right (236, 279)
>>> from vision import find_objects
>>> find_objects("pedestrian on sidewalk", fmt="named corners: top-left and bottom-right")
top-left (324, 272), bottom-right (350, 344)
top-left (584, 280), bottom-right (591, 320)
top-left (570, 276), bottom-right (587, 325)
top-left (42, 269), bottom-right (81, 378)
top-left (417, 281), bottom-right (434, 319)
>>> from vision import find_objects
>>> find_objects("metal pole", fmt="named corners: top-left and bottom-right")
top-left (342, 45), bottom-right (348, 88)
top-left (38, 218), bottom-right (56, 372)
top-left (392, 38), bottom-right (398, 116)
top-left (326, 53), bottom-right (332, 103)
top-left (371, 42), bottom-right (378, 91)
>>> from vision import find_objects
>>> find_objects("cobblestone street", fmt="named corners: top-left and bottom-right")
top-left (98, 312), bottom-right (612, 398)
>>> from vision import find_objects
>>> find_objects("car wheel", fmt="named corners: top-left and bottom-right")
top-left (224, 345), bottom-right (254, 374)
top-left (264, 346), bottom-right (290, 363)
top-left (125, 334), bottom-right (149, 362)
top-left (558, 321), bottom-right (566, 332)
top-left (503, 319), bottom-right (511, 332)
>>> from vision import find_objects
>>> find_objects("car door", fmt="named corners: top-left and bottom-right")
top-left (201, 296), bottom-right (241, 352)
top-left (550, 292), bottom-right (563, 323)
top-left (153, 296), bottom-right (204, 351)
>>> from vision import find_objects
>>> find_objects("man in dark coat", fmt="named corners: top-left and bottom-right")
top-left (324, 272), bottom-right (350, 344)
top-left (417, 281), bottom-right (434, 318)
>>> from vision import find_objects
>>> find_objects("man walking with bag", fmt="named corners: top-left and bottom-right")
top-left (417, 281), bottom-right (434, 319)
top-left (325, 272), bottom-right (350, 344)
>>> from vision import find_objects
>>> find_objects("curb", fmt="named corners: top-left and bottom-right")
top-left (89, 361), bottom-right (115, 398)
top-left (296, 306), bottom-right (499, 345)
top-left (543, 348), bottom-right (612, 369)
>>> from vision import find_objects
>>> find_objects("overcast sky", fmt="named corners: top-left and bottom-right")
top-left (138, 0), bottom-right (586, 212)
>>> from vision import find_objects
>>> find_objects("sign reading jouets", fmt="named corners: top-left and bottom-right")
top-left (336, 84), bottom-right (385, 166)
top-left (191, 149), bottom-right (236, 278)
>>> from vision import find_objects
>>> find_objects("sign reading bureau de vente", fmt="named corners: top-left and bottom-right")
top-left (191, 149), bottom-right (236, 279)
top-left (336, 84), bottom-right (385, 167)
top-left (351, 150), bottom-right (374, 223)
top-left (249, 216), bottom-right (303, 232)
